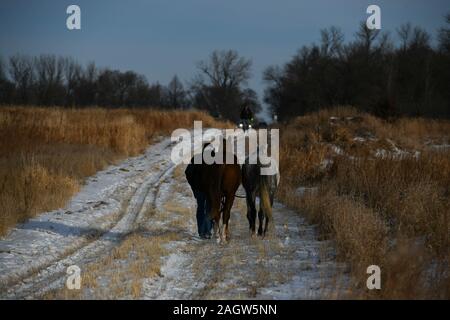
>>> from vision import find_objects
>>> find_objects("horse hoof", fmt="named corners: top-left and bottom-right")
top-left (217, 239), bottom-right (227, 245)
top-left (262, 232), bottom-right (270, 240)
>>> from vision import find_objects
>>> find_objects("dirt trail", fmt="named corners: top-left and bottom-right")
top-left (140, 167), bottom-right (347, 299)
top-left (0, 135), bottom-right (347, 299)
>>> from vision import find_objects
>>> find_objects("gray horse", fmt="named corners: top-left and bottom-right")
top-left (241, 151), bottom-right (279, 237)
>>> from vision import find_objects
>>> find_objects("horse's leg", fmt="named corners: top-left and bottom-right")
top-left (246, 198), bottom-right (252, 226)
top-left (263, 213), bottom-right (270, 237)
top-left (263, 202), bottom-right (273, 238)
top-left (208, 192), bottom-right (221, 242)
top-left (260, 181), bottom-right (273, 238)
top-left (222, 194), bottom-right (235, 242)
top-left (261, 192), bottom-right (274, 236)
top-left (257, 205), bottom-right (264, 236)
top-left (246, 191), bottom-right (257, 237)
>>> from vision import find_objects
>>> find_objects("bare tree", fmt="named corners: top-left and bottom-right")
top-left (62, 57), bottom-right (82, 106)
top-left (320, 26), bottom-right (344, 57)
top-left (356, 21), bottom-right (380, 53)
top-left (0, 55), bottom-right (14, 104)
top-left (192, 50), bottom-right (253, 119)
top-left (410, 27), bottom-right (431, 49)
top-left (263, 65), bottom-right (284, 115)
top-left (9, 54), bottom-right (35, 104)
top-left (397, 23), bottom-right (412, 51)
top-left (0, 56), bottom-right (5, 81)
top-left (34, 54), bottom-right (65, 105)
top-left (395, 25), bottom-right (430, 52)
top-left (438, 13), bottom-right (450, 53)
top-left (196, 50), bottom-right (251, 89)
top-left (167, 75), bottom-right (187, 109)
top-left (117, 71), bottom-right (138, 106)
top-left (77, 62), bottom-right (98, 106)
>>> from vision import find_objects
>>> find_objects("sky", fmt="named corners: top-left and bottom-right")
top-left (0, 0), bottom-right (448, 117)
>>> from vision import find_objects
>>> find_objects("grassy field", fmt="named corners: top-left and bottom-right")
top-left (1, 105), bottom-right (448, 299)
top-left (0, 106), bottom-right (224, 236)
top-left (278, 107), bottom-right (450, 299)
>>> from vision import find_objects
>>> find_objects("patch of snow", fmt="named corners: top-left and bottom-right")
top-left (330, 145), bottom-right (344, 155)
top-left (320, 158), bottom-right (333, 170)
top-left (430, 144), bottom-right (450, 150)
top-left (295, 187), bottom-right (318, 197)
top-left (375, 149), bottom-right (388, 158)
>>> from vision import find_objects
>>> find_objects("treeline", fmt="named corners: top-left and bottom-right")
top-left (0, 50), bottom-right (260, 121)
top-left (0, 55), bottom-right (190, 109)
top-left (1, 15), bottom-right (449, 120)
top-left (264, 15), bottom-right (450, 119)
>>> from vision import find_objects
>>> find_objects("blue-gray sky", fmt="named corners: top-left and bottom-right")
top-left (0, 0), bottom-right (448, 115)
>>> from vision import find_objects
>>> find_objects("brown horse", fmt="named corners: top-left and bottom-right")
top-left (199, 137), bottom-right (241, 243)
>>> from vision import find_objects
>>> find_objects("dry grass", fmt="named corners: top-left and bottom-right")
top-left (278, 106), bottom-right (450, 299)
top-left (41, 165), bottom-right (189, 300)
top-left (0, 106), bottom-right (226, 236)
top-left (42, 229), bottom-right (182, 299)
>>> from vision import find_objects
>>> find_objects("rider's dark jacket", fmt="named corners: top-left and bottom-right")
top-left (240, 107), bottom-right (253, 120)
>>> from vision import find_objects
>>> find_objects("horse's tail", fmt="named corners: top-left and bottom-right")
top-left (259, 175), bottom-right (273, 224)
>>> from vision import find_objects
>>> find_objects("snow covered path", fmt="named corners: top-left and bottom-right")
top-left (0, 135), bottom-right (347, 299)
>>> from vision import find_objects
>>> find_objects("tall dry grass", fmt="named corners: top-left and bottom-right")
top-left (0, 106), bottom-right (225, 236)
top-left (278, 106), bottom-right (450, 299)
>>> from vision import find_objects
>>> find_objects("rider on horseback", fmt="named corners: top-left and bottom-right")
top-left (239, 104), bottom-right (254, 130)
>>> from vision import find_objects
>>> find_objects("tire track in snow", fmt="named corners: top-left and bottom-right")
top-left (0, 138), bottom-right (177, 299)
top-left (1, 131), bottom-right (348, 299)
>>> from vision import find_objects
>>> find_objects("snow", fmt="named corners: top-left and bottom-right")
top-left (0, 130), bottom-right (347, 299)
top-left (429, 144), bottom-right (450, 150)
top-left (0, 136), bottom-right (182, 297)
top-left (141, 201), bottom-right (348, 300)
top-left (353, 137), bottom-right (366, 142)
top-left (331, 145), bottom-right (344, 155)
top-left (295, 187), bottom-right (318, 197)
